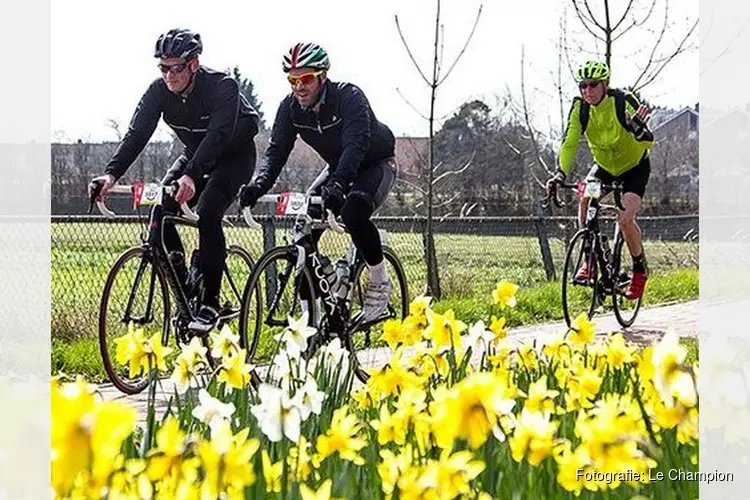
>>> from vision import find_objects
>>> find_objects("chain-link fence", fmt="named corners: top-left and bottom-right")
top-left (51, 213), bottom-right (698, 341)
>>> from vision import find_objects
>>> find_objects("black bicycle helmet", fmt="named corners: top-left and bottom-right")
top-left (154, 29), bottom-right (202, 59)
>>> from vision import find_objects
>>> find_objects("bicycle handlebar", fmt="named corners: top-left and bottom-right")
top-left (542, 180), bottom-right (625, 211)
top-left (241, 194), bottom-right (345, 233)
top-left (87, 180), bottom-right (199, 221)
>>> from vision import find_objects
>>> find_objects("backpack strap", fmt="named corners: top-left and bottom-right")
top-left (576, 96), bottom-right (590, 134)
top-left (609, 88), bottom-right (641, 133)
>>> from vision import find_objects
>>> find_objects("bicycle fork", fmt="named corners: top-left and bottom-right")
top-left (122, 253), bottom-right (160, 327)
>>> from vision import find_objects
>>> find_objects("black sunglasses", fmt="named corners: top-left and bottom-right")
top-left (158, 63), bottom-right (189, 75)
top-left (579, 81), bottom-right (601, 90)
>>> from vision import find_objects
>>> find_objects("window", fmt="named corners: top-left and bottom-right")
top-left (689, 112), bottom-right (697, 131)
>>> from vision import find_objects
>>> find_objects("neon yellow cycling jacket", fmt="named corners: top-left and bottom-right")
top-left (558, 89), bottom-right (654, 178)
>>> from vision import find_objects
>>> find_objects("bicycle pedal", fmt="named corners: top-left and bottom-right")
top-left (186, 319), bottom-right (216, 336)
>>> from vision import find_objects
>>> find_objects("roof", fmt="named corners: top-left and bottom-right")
top-left (652, 107), bottom-right (698, 132)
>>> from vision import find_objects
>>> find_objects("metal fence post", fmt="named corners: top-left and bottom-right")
top-left (262, 211), bottom-right (277, 308)
top-left (534, 201), bottom-right (556, 281)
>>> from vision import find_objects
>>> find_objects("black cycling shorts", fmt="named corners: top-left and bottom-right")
top-left (588, 153), bottom-right (651, 198)
top-left (346, 156), bottom-right (397, 211)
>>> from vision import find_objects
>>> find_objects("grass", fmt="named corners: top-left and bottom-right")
top-left (51, 221), bottom-right (699, 382)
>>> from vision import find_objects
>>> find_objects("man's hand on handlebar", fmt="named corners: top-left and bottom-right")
top-left (320, 180), bottom-right (345, 215)
top-left (173, 174), bottom-right (196, 205)
top-left (87, 174), bottom-right (115, 214)
top-left (237, 182), bottom-right (263, 209)
top-left (88, 174), bottom-right (115, 202)
top-left (546, 170), bottom-right (566, 194)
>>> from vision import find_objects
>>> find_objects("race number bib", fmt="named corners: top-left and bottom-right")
top-left (583, 179), bottom-right (602, 199)
top-left (276, 192), bottom-right (308, 216)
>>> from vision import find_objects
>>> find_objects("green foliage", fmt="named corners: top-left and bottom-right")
top-left (229, 65), bottom-right (266, 131)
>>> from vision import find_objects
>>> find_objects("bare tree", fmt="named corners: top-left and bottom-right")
top-left (566, 0), bottom-right (696, 93)
top-left (106, 119), bottom-right (123, 141)
top-left (394, 0), bottom-right (483, 299)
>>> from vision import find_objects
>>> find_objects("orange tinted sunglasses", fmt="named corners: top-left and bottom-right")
top-left (287, 70), bottom-right (323, 86)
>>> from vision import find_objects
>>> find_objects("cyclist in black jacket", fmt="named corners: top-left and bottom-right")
top-left (89, 28), bottom-right (260, 332)
top-left (239, 42), bottom-right (398, 322)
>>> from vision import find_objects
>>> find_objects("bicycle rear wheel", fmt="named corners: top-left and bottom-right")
top-left (612, 235), bottom-right (643, 327)
top-left (98, 246), bottom-right (170, 395)
top-left (347, 246), bottom-right (409, 383)
top-left (238, 246), bottom-right (318, 386)
top-left (562, 229), bottom-right (600, 328)
top-left (217, 244), bottom-right (258, 334)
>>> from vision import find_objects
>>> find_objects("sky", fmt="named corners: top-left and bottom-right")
top-left (52, 0), bottom-right (699, 144)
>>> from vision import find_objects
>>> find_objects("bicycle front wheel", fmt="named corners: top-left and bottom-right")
top-left (612, 236), bottom-right (643, 327)
top-left (562, 229), bottom-right (599, 328)
top-left (98, 246), bottom-right (170, 395)
top-left (347, 246), bottom-right (409, 383)
top-left (239, 246), bottom-right (318, 385)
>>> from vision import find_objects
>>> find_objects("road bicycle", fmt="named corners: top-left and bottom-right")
top-left (543, 177), bottom-right (644, 328)
top-left (88, 179), bottom-right (259, 394)
top-left (237, 168), bottom-right (409, 384)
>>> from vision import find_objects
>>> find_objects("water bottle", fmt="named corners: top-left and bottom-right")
top-left (334, 259), bottom-right (350, 299)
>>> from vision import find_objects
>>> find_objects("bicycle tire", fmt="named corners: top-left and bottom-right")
top-left (611, 235), bottom-right (643, 327)
top-left (347, 246), bottom-right (409, 383)
top-left (98, 246), bottom-right (170, 395)
top-left (218, 244), bottom-right (260, 339)
top-left (562, 229), bottom-right (600, 328)
top-left (238, 246), bottom-right (318, 387)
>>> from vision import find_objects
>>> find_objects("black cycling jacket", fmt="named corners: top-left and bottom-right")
top-left (105, 66), bottom-right (260, 181)
top-left (253, 80), bottom-right (395, 192)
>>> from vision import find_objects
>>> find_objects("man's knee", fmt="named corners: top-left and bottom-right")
top-left (619, 193), bottom-right (641, 226)
top-left (341, 191), bottom-right (374, 227)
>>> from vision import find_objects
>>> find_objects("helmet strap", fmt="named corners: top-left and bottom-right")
top-left (305, 76), bottom-right (327, 112)
top-left (177, 60), bottom-right (199, 96)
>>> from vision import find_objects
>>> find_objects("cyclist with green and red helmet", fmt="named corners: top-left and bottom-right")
top-left (546, 60), bottom-right (654, 300)
top-left (238, 42), bottom-right (398, 322)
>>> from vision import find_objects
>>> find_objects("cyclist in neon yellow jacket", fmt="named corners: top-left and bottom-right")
top-left (546, 60), bottom-right (654, 300)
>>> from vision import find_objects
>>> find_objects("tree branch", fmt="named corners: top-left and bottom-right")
top-left (395, 87), bottom-right (429, 120)
top-left (394, 14), bottom-right (431, 86)
top-left (571, 2), bottom-right (606, 41)
top-left (437, 5), bottom-right (484, 85)
top-left (581, 0), bottom-right (607, 32)
top-left (432, 152), bottom-right (475, 184)
top-left (612, 0), bottom-right (636, 31)
top-left (634, 18), bottom-right (698, 90)
top-left (396, 177), bottom-right (427, 196)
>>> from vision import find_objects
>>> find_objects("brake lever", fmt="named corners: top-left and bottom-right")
top-left (87, 180), bottom-right (103, 214)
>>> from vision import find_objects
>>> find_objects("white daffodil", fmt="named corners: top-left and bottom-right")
top-left (317, 338), bottom-right (350, 387)
top-left (209, 324), bottom-right (241, 361)
top-left (320, 337), bottom-right (349, 368)
top-left (250, 383), bottom-right (301, 443)
top-left (192, 389), bottom-right (236, 432)
top-left (293, 376), bottom-right (326, 421)
top-left (466, 320), bottom-right (495, 357)
top-left (274, 311), bottom-right (317, 360)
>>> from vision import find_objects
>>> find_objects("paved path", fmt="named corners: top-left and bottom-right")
top-left (97, 300), bottom-right (698, 425)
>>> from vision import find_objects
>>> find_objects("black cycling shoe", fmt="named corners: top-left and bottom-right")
top-left (187, 304), bottom-right (220, 335)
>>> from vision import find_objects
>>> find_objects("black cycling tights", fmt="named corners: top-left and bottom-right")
top-left (310, 193), bottom-right (383, 266)
top-left (161, 148), bottom-right (254, 309)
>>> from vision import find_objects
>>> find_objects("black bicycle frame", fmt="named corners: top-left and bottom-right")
top-left (136, 202), bottom-right (197, 322)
